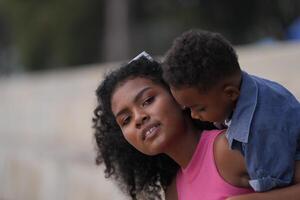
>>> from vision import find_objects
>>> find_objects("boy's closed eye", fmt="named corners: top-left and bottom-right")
top-left (181, 105), bottom-right (189, 111)
top-left (195, 106), bottom-right (206, 112)
top-left (182, 105), bottom-right (205, 112)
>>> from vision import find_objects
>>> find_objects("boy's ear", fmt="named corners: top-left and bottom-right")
top-left (223, 85), bottom-right (240, 101)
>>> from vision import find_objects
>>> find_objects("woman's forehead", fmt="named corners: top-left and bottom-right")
top-left (114, 77), bottom-right (162, 95)
top-left (111, 77), bottom-right (162, 113)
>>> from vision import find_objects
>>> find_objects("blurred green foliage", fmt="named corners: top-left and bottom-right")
top-left (0, 0), bottom-right (299, 72)
top-left (0, 0), bottom-right (104, 71)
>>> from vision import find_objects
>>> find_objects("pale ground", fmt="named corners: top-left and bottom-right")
top-left (0, 42), bottom-right (299, 200)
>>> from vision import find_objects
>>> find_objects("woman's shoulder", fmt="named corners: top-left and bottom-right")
top-left (213, 130), bottom-right (250, 188)
top-left (201, 129), bottom-right (224, 139)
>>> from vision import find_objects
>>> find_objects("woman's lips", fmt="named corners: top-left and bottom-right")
top-left (142, 124), bottom-right (160, 140)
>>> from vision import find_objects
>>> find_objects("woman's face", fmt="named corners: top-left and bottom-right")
top-left (111, 77), bottom-right (187, 155)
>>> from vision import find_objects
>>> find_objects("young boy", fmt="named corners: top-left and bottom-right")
top-left (162, 29), bottom-right (300, 192)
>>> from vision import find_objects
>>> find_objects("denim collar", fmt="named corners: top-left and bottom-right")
top-left (226, 71), bottom-right (258, 147)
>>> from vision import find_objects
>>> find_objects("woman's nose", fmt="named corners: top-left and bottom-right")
top-left (135, 111), bottom-right (149, 129)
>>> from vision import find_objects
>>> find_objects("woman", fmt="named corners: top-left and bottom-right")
top-left (93, 53), bottom-right (300, 200)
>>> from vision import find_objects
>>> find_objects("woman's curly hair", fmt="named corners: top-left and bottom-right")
top-left (93, 56), bottom-right (215, 199)
top-left (93, 57), bottom-right (179, 200)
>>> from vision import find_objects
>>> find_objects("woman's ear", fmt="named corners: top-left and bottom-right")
top-left (223, 85), bottom-right (240, 101)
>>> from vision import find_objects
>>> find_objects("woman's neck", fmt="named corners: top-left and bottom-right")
top-left (165, 123), bottom-right (201, 168)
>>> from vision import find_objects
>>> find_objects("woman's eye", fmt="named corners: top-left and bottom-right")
top-left (121, 116), bottom-right (131, 126)
top-left (142, 96), bottom-right (155, 107)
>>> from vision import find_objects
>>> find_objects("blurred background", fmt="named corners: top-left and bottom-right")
top-left (0, 0), bottom-right (300, 200)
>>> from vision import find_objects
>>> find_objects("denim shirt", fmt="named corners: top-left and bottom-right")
top-left (226, 71), bottom-right (300, 192)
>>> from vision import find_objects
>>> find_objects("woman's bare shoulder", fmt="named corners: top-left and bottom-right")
top-left (214, 131), bottom-right (250, 188)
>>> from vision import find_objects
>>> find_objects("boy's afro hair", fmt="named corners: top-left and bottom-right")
top-left (163, 29), bottom-right (241, 90)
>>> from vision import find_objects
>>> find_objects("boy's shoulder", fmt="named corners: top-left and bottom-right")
top-left (241, 72), bottom-right (299, 127)
top-left (242, 72), bottom-right (298, 106)
top-left (231, 71), bottom-right (299, 136)
top-left (227, 71), bottom-right (300, 147)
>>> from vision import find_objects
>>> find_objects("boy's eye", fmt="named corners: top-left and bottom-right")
top-left (195, 107), bottom-right (205, 112)
top-left (181, 106), bottom-right (188, 111)
top-left (142, 96), bottom-right (155, 107)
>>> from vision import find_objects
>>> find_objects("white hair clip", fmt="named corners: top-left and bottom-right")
top-left (128, 51), bottom-right (154, 63)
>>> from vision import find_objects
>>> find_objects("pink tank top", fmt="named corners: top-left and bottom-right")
top-left (176, 130), bottom-right (253, 200)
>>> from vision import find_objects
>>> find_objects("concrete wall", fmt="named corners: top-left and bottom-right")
top-left (0, 42), bottom-right (300, 200)
top-left (0, 62), bottom-right (128, 200)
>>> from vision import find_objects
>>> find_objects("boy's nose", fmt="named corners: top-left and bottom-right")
top-left (191, 111), bottom-right (202, 121)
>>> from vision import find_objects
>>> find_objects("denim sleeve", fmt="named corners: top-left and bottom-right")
top-left (242, 129), bottom-right (297, 192)
top-left (295, 138), bottom-right (300, 160)
top-left (248, 175), bottom-right (290, 192)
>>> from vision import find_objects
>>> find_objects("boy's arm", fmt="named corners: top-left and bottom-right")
top-left (226, 161), bottom-right (300, 200)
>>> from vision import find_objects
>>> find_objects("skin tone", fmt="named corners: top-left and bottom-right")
top-left (226, 161), bottom-right (300, 200)
top-left (111, 77), bottom-right (199, 167)
top-left (168, 75), bottom-right (300, 199)
top-left (170, 74), bottom-right (241, 123)
top-left (165, 136), bottom-right (300, 200)
top-left (165, 132), bottom-right (252, 200)
top-left (111, 77), bottom-right (300, 200)
top-left (111, 77), bottom-right (249, 196)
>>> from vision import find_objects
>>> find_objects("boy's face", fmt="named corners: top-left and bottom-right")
top-left (170, 85), bottom-right (238, 123)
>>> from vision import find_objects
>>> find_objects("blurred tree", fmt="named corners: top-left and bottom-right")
top-left (191, 0), bottom-right (300, 43)
top-left (0, 0), bottom-right (104, 71)
top-left (103, 0), bottom-right (129, 62)
top-left (0, 13), bottom-right (13, 74)
top-left (128, 0), bottom-right (300, 58)
top-left (0, 0), bottom-right (299, 72)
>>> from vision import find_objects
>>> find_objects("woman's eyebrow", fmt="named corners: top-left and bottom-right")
top-left (115, 87), bottom-right (152, 118)
top-left (133, 87), bottom-right (152, 103)
top-left (115, 109), bottom-right (128, 119)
